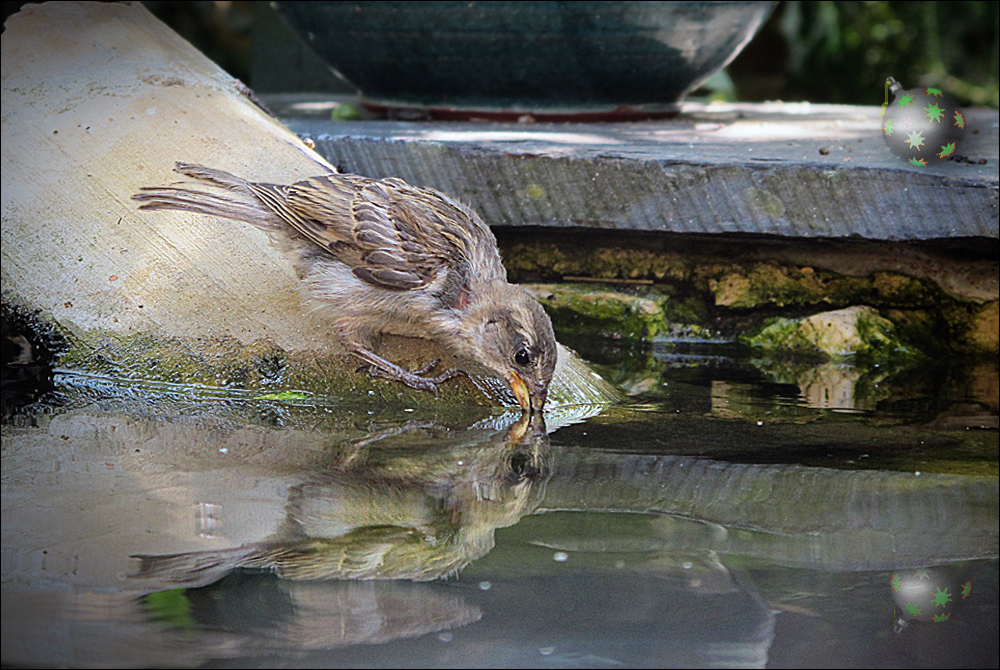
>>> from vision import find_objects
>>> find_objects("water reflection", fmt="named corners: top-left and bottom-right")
top-left (128, 412), bottom-right (550, 586)
top-left (590, 337), bottom-right (997, 426)
top-left (4, 579), bottom-right (483, 667)
top-left (752, 360), bottom-right (885, 411)
top-left (2, 392), bottom-right (554, 667)
top-left (2, 369), bottom-right (996, 668)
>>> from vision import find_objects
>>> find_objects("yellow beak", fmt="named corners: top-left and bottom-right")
top-left (509, 371), bottom-right (547, 413)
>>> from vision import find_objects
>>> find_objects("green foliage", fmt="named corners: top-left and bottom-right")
top-left (145, 589), bottom-right (195, 630)
top-left (735, 1), bottom-right (999, 108)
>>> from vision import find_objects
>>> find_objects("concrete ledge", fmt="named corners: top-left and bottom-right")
top-left (275, 99), bottom-right (999, 241)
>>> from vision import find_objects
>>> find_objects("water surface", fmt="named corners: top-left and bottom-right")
top-left (2, 343), bottom-right (997, 668)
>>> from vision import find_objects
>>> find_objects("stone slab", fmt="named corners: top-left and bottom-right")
top-left (270, 98), bottom-right (999, 241)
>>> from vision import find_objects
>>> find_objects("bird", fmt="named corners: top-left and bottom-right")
top-left (132, 162), bottom-right (556, 412)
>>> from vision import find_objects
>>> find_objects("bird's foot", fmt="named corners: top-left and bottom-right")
top-left (352, 349), bottom-right (465, 396)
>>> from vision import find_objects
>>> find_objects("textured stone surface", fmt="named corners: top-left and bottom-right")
top-left (277, 99), bottom-right (999, 241)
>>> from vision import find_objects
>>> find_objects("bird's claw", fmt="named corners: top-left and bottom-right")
top-left (411, 359), bottom-right (443, 377)
top-left (354, 355), bottom-right (465, 396)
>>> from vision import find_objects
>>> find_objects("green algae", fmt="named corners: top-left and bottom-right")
top-left (745, 306), bottom-right (924, 365)
top-left (501, 237), bottom-right (997, 356)
top-left (527, 282), bottom-right (712, 342)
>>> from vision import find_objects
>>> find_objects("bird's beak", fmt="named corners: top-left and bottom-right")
top-left (509, 371), bottom-right (547, 413)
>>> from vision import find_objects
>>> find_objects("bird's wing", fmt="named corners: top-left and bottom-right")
top-left (248, 174), bottom-right (501, 308)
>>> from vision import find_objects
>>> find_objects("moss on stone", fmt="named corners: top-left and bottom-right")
top-left (963, 301), bottom-right (999, 354)
top-left (51, 328), bottom-right (499, 408)
top-left (701, 263), bottom-right (934, 310)
top-left (528, 284), bottom-right (663, 340)
top-left (526, 283), bottom-right (712, 342)
top-left (503, 242), bottom-right (697, 284)
top-left (500, 234), bottom-right (996, 356)
top-left (744, 306), bottom-right (924, 365)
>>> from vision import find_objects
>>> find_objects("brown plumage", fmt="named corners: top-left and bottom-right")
top-left (132, 162), bottom-right (556, 411)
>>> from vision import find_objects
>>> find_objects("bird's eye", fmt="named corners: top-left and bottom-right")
top-left (514, 348), bottom-right (532, 367)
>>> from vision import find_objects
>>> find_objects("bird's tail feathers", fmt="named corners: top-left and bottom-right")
top-left (128, 544), bottom-right (264, 587)
top-left (133, 164), bottom-right (284, 232)
top-left (132, 162), bottom-right (287, 230)
top-left (133, 186), bottom-right (280, 231)
top-left (172, 162), bottom-right (250, 191)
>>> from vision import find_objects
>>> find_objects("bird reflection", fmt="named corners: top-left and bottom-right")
top-left (129, 412), bottom-right (549, 587)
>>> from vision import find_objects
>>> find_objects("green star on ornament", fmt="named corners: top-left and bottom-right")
top-left (924, 103), bottom-right (945, 123)
top-left (914, 569), bottom-right (931, 580)
top-left (884, 118), bottom-right (895, 135)
top-left (898, 93), bottom-right (916, 108)
top-left (905, 131), bottom-right (926, 149)
top-left (925, 87), bottom-right (943, 97)
top-left (932, 588), bottom-right (952, 607)
top-left (962, 582), bottom-right (972, 599)
top-left (938, 142), bottom-right (957, 158)
top-left (954, 111), bottom-right (965, 129)
top-left (891, 574), bottom-right (902, 591)
top-left (905, 601), bottom-right (923, 616)
top-left (932, 613), bottom-right (950, 623)
top-left (910, 158), bottom-right (928, 167)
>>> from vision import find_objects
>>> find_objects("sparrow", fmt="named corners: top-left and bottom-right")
top-left (133, 162), bottom-right (556, 412)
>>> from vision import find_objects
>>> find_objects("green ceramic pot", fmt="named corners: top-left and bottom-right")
top-left (275, 1), bottom-right (775, 120)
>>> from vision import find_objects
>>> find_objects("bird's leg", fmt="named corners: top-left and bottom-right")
top-left (351, 348), bottom-right (465, 395)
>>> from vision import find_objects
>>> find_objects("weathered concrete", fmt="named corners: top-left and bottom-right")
top-left (0, 2), bottom-right (617, 410)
